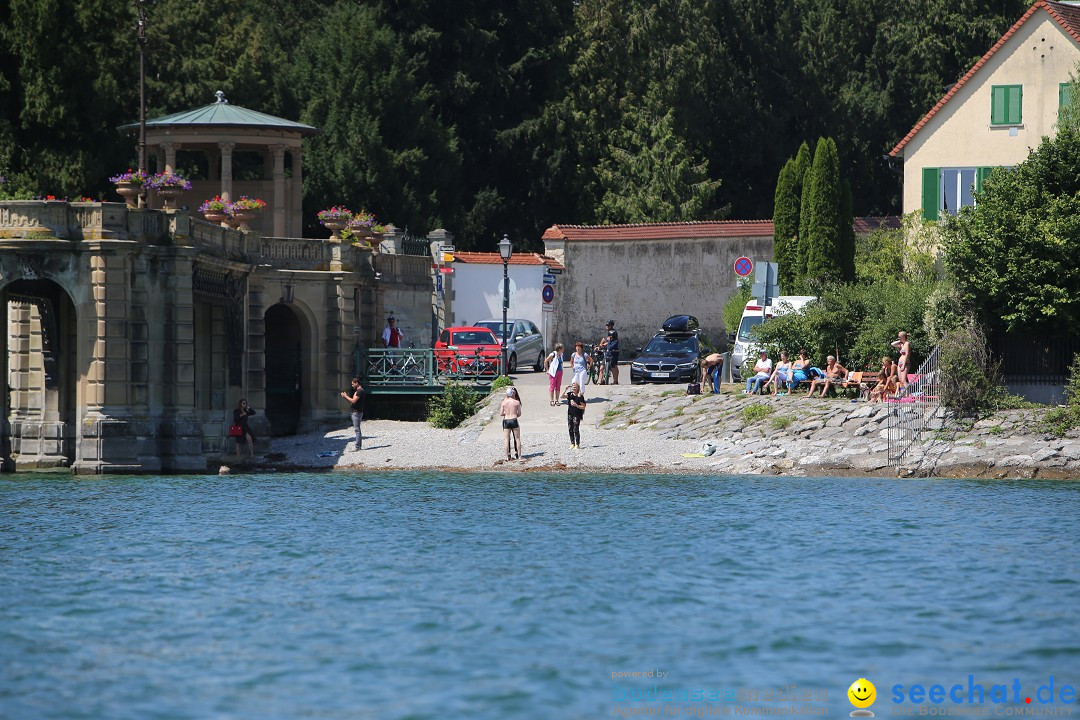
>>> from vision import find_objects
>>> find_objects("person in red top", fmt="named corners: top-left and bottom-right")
top-left (382, 317), bottom-right (404, 348)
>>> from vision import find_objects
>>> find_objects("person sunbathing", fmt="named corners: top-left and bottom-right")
top-left (868, 355), bottom-right (899, 402)
top-left (805, 355), bottom-right (848, 399)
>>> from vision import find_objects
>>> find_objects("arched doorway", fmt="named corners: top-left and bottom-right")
top-left (264, 304), bottom-right (303, 436)
top-left (3, 279), bottom-right (78, 469)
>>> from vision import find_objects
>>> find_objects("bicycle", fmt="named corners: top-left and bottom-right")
top-left (587, 343), bottom-right (610, 386)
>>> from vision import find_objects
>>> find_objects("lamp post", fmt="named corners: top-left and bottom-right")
top-left (135, 0), bottom-right (148, 208)
top-left (498, 234), bottom-right (513, 375)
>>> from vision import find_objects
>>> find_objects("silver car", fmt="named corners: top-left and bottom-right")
top-left (474, 318), bottom-right (545, 373)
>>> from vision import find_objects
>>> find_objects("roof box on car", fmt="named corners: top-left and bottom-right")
top-left (661, 315), bottom-right (699, 333)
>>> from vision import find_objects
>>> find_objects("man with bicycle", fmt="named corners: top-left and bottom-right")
top-left (601, 319), bottom-right (620, 385)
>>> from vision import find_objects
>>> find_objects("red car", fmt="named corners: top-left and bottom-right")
top-left (434, 326), bottom-right (503, 375)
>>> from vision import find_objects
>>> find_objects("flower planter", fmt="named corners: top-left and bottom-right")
top-left (155, 186), bottom-right (185, 210)
top-left (203, 211), bottom-right (227, 225)
top-left (232, 209), bottom-right (259, 232)
top-left (114, 182), bottom-right (140, 208)
top-left (322, 219), bottom-right (348, 242)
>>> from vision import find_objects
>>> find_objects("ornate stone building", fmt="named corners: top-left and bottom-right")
top-left (0, 201), bottom-right (437, 474)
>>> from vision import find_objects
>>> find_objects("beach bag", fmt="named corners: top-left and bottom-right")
top-left (228, 424), bottom-right (243, 438)
top-left (686, 382), bottom-right (701, 395)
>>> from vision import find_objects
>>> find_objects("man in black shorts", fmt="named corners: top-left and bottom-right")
top-left (603, 319), bottom-right (620, 385)
top-left (340, 377), bottom-right (364, 450)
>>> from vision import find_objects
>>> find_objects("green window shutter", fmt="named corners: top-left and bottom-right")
top-left (976, 167), bottom-right (994, 193)
top-left (922, 167), bottom-right (940, 221)
top-left (992, 85), bottom-right (1022, 124)
top-left (992, 86), bottom-right (1005, 125)
top-left (1010, 85), bottom-right (1022, 124)
top-left (1061, 83), bottom-right (1072, 121)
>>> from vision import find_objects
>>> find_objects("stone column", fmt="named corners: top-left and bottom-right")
top-left (218, 142), bottom-right (235, 202)
top-left (75, 253), bottom-right (140, 474)
top-left (0, 293), bottom-right (10, 472)
top-left (290, 147), bottom-right (303, 237)
top-left (271, 144), bottom-right (287, 237)
top-left (160, 142), bottom-right (179, 175)
top-left (154, 256), bottom-right (202, 470)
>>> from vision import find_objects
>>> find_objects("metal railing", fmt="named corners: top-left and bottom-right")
top-left (358, 347), bottom-right (504, 388)
top-left (400, 233), bottom-right (432, 257)
top-left (886, 344), bottom-right (942, 468)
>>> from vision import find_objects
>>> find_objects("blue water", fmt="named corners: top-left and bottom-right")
top-left (1, 473), bottom-right (1078, 720)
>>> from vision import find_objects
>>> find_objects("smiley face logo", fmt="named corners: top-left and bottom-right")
top-left (848, 678), bottom-right (876, 716)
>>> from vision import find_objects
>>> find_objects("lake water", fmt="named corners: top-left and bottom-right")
top-left (1, 472), bottom-right (1078, 720)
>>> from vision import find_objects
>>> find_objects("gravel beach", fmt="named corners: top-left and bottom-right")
top-left (238, 368), bottom-right (1080, 479)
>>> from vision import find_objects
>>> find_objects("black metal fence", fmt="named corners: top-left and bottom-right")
top-left (992, 333), bottom-right (1080, 384)
top-left (400, 234), bottom-right (431, 257)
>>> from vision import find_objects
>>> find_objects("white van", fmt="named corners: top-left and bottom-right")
top-left (729, 296), bottom-right (816, 381)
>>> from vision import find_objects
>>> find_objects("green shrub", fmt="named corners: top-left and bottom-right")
top-left (1044, 353), bottom-right (1080, 436)
top-left (741, 403), bottom-right (774, 425)
top-left (490, 375), bottom-right (513, 393)
top-left (938, 318), bottom-right (1000, 418)
top-left (722, 277), bottom-right (752, 337)
top-left (427, 383), bottom-right (480, 428)
top-left (770, 415), bottom-right (794, 430)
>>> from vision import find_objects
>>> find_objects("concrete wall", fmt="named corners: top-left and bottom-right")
top-left (545, 235), bottom-right (773, 354)
top-left (900, 13), bottom-right (1080, 213)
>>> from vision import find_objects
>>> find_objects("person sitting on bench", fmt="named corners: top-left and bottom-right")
top-left (806, 355), bottom-right (848, 399)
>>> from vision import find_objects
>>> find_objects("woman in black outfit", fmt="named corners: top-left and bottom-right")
top-left (233, 399), bottom-right (256, 462)
top-left (563, 382), bottom-right (587, 449)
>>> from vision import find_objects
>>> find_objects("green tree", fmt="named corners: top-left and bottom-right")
top-left (943, 129), bottom-right (1080, 335)
top-left (594, 104), bottom-right (720, 223)
top-left (773, 158), bottom-right (800, 294)
top-left (804, 137), bottom-right (842, 288)
top-left (288, 2), bottom-right (461, 236)
top-left (838, 178), bottom-right (857, 282)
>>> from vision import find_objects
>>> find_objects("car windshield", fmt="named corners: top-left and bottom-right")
top-left (476, 322), bottom-right (512, 337)
top-left (644, 336), bottom-right (698, 354)
top-left (451, 331), bottom-right (498, 345)
top-left (738, 315), bottom-right (764, 341)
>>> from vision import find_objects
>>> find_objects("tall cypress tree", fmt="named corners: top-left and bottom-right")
top-left (839, 178), bottom-right (857, 282)
top-left (773, 158), bottom-right (800, 293)
top-left (796, 164), bottom-right (814, 293)
top-left (804, 137), bottom-right (842, 288)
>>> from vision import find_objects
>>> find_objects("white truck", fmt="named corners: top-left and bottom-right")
top-left (728, 295), bottom-right (816, 381)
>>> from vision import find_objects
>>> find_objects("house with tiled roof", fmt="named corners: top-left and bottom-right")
top-left (890, 0), bottom-right (1080, 219)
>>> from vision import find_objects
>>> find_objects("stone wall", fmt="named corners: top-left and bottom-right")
top-left (545, 234), bottom-right (773, 353)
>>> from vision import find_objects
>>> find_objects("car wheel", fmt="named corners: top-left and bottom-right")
top-left (508, 352), bottom-right (517, 374)
top-left (534, 352), bottom-right (544, 372)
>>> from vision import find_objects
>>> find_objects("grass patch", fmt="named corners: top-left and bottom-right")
top-left (673, 406), bottom-right (684, 417)
top-left (770, 415), bottom-right (794, 430)
top-left (599, 409), bottom-right (622, 428)
top-left (660, 389), bottom-right (682, 397)
top-left (987, 424), bottom-right (1004, 436)
top-left (741, 403), bottom-right (774, 425)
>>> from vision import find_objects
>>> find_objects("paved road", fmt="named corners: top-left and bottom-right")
top-left (477, 363), bottom-right (621, 442)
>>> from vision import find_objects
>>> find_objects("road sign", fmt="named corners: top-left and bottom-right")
top-left (542, 273), bottom-right (556, 285)
top-left (439, 267), bottom-right (454, 274)
top-left (436, 274), bottom-right (443, 293)
top-left (734, 256), bottom-right (753, 277)
top-left (751, 261), bottom-right (778, 306)
top-left (542, 284), bottom-right (555, 303)
top-left (439, 245), bottom-right (456, 253)
top-left (547, 267), bottom-right (563, 275)
top-left (542, 304), bottom-right (555, 312)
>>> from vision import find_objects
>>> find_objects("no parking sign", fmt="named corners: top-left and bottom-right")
top-left (734, 256), bottom-right (753, 277)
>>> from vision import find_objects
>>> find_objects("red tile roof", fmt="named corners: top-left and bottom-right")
top-left (542, 220), bottom-right (775, 241)
top-left (541, 217), bottom-right (900, 241)
top-left (453, 251), bottom-right (565, 269)
top-left (890, 1), bottom-right (1080, 157)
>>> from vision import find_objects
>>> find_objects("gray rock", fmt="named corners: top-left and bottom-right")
top-left (1031, 447), bottom-right (1059, 463)
top-left (997, 454), bottom-right (1034, 468)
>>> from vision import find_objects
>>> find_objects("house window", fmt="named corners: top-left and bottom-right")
top-left (1061, 82), bottom-right (1073, 121)
top-left (921, 166), bottom-right (997, 220)
top-left (991, 85), bottom-right (1022, 125)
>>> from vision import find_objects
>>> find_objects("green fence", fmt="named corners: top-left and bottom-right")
top-left (356, 347), bottom-right (504, 393)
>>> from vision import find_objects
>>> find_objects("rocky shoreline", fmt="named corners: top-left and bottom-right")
top-left (246, 380), bottom-right (1080, 479)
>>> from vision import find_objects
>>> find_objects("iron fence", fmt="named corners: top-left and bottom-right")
top-left (886, 344), bottom-right (943, 468)
top-left (992, 333), bottom-right (1080, 385)
top-left (357, 347), bottom-right (504, 388)
top-left (400, 234), bottom-right (431, 257)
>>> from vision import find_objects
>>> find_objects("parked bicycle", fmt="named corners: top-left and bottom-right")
top-left (587, 342), bottom-right (609, 386)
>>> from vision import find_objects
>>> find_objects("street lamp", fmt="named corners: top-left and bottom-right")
top-left (498, 234), bottom-right (513, 375)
